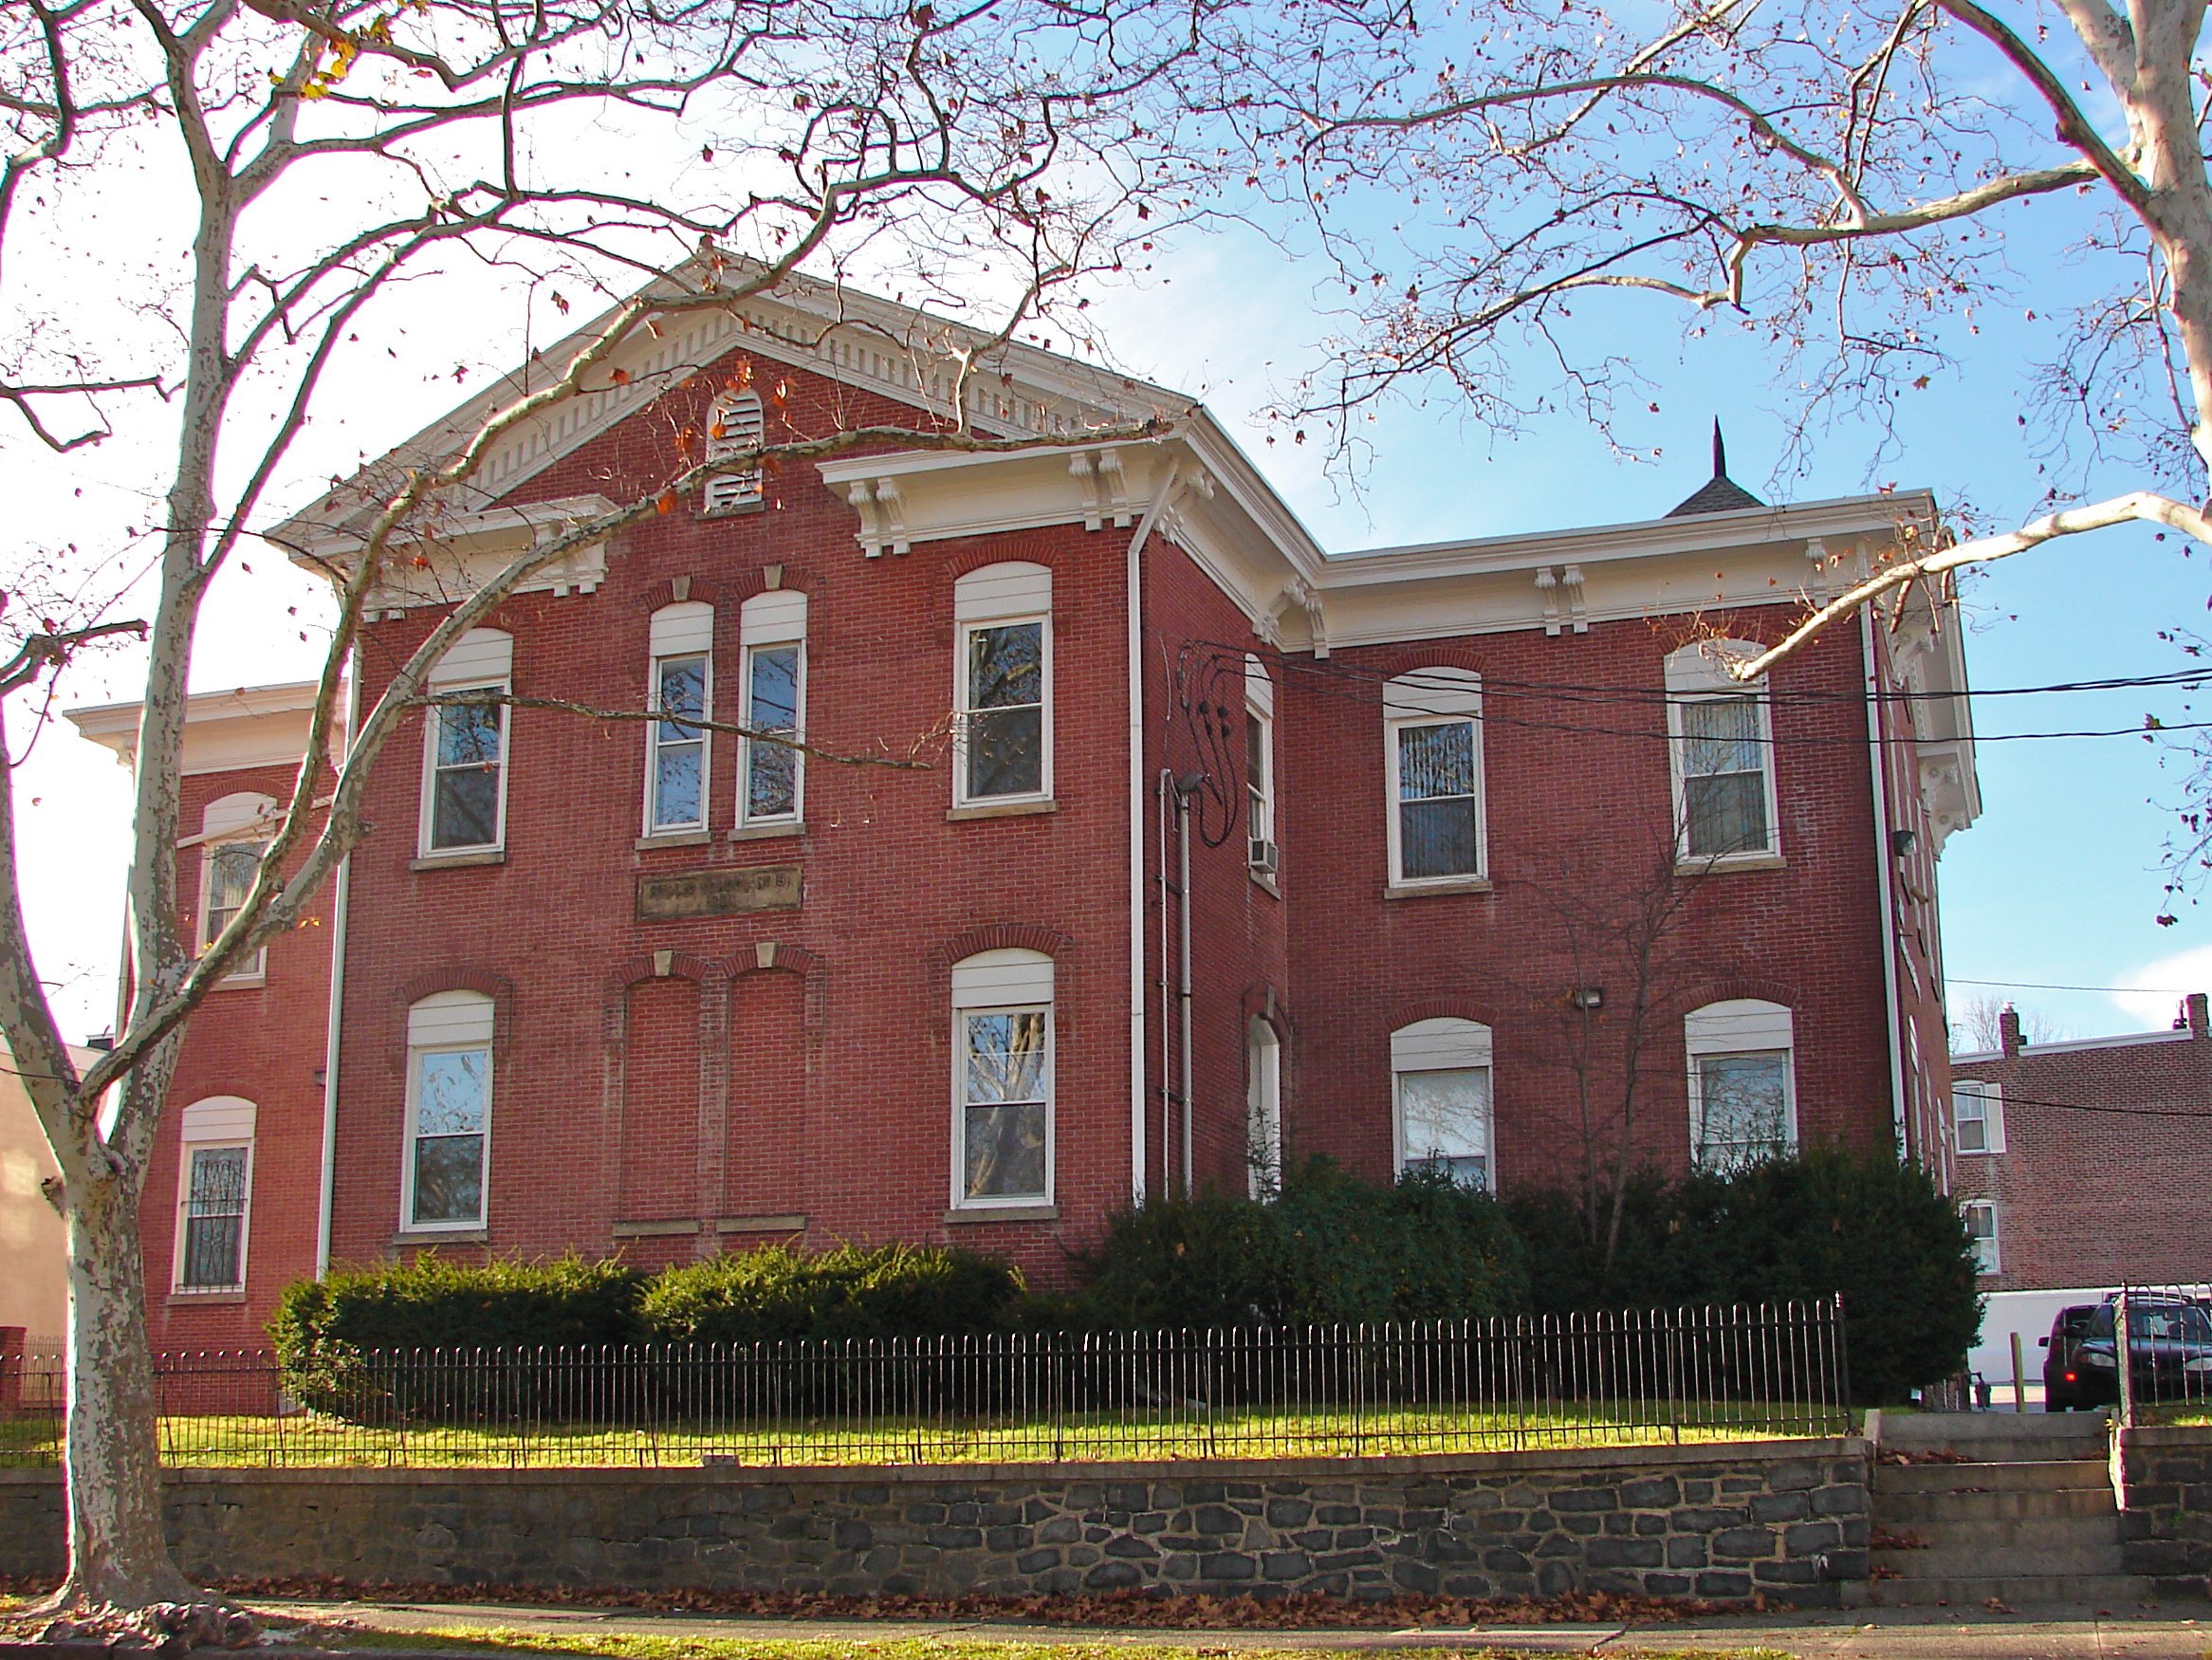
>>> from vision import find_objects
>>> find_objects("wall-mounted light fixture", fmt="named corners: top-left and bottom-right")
top-left (1568, 987), bottom-right (1606, 1011)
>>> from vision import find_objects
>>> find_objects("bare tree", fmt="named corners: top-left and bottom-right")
top-left (0, 0), bottom-right (1219, 1614)
top-left (1204, 0), bottom-right (2212, 674)
top-left (1951, 994), bottom-right (2068, 1053)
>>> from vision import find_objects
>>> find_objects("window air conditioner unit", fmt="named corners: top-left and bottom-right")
top-left (1248, 838), bottom-right (1279, 876)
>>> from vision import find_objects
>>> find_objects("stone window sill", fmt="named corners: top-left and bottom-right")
top-left (411, 849), bottom-right (506, 872)
top-left (167, 1290), bottom-right (247, 1307)
top-left (715, 1212), bottom-right (806, 1234)
top-left (1386, 876), bottom-right (1493, 899)
top-left (392, 1227), bottom-right (488, 1247)
top-left (1250, 869), bottom-right (1281, 899)
top-left (947, 799), bottom-right (1057, 823)
top-left (636, 830), bottom-right (711, 851)
top-left (211, 974), bottom-right (267, 991)
top-left (1677, 852), bottom-right (1786, 876)
top-left (698, 501), bottom-right (765, 520)
top-left (729, 821), bottom-right (805, 842)
top-left (613, 1219), bottom-right (700, 1239)
top-left (944, 1204), bottom-right (1059, 1224)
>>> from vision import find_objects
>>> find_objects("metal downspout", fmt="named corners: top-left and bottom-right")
top-left (1125, 458), bottom-right (1180, 1207)
top-left (314, 662), bottom-right (359, 1278)
top-left (1862, 608), bottom-right (1908, 1161)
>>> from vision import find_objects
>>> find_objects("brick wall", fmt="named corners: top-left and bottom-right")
top-left (1951, 1009), bottom-right (2212, 1289)
top-left (0, 1442), bottom-right (1870, 1606)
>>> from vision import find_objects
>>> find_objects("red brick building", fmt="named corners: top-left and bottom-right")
top-left (69, 275), bottom-right (1982, 1345)
top-left (1950, 999), bottom-right (2212, 1292)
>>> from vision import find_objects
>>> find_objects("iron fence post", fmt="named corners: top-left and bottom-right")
top-left (2115, 1286), bottom-right (2134, 1428)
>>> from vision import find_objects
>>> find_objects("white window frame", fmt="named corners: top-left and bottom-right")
top-left (196, 791), bottom-right (277, 983)
top-left (644, 601), bottom-right (714, 837)
top-left (1686, 999), bottom-right (1798, 1171)
top-left (402, 990), bottom-right (496, 1232)
top-left (1245, 655), bottom-right (1277, 858)
top-left (739, 589), bottom-right (808, 827)
top-left (1963, 1199), bottom-right (2000, 1274)
top-left (1383, 669), bottom-right (1486, 888)
top-left (703, 390), bottom-right (765, 514)
top-left (951, 563), bottom-right (1053, 808)
top-left (1247, 1018), bottom-right (1282, 1200)
top-left (1666, 641), bottom-right (1781, 866)
top-left (949, 948), bottom-right (1054, 1210)
top-left (173, 1097), bottom-right (255, 1293)
top-left (1390, 1017), bottom-right (1495, 1191)
top-left (1953, 1079), bottom-right (2005, 1154)
top-left (419, 628), bottom-right (513, 858)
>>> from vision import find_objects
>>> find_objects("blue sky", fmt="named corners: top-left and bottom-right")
top-left (11, 99), bottom-right (2206, 1050)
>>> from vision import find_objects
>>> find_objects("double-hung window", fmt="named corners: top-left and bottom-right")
top-left (739, 588), bottom-right (807, 825)
top-left (950, 949), bottom-right (1053, 1208)
top-left (1245, 655), bottom-right (1277, 872)
top-left (1963, 1201), bottom-right (2000, 1274)
top-left (1666, 642), bottom-right (1779, 862)
top-left (404, 990), bottom-right (495, 1231)
top-left (1953, 1079), bottom-right (2005, 1154)
top-left (420, 628), bottom-right (512, 857)
top-left (174, 1097), bottom-right (255, 1293)
top-left (645, 601), bottom-right (713, 835)
top-left (703, 390), bottom-right (765, 514)
top-left (1686, 999), bottom-right (1797, 1171)
top-left (1384, 669), bottom-right (1485, 885)
top-left (1391, 1017), bottom-right (1494, 1190)
top-left (1247, 1019), bottom-right (1282, 1199)
top-left (196, 791), bottom-right (277, 981)
top-left (952, 563), bottom-right (1051, 805)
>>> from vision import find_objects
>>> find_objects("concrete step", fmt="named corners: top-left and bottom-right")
top-left (1876, 1409), bottom-right (2110, 1448)
top-left (1873, 1459), bottom-right (2111, 1495)
top-left (1867, 1572), bottom-right (2156, 1608)
top-left (1872, 1515), bottom-right (2126, 1551)
top-left (1872, 1542), bottom-right (2129, 1577)
top-left (1875, 1485), bottom-right (2117, 1523)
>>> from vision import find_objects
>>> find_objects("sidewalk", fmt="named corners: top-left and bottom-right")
top-left (252, 1595), bottom-right (2212, 1659)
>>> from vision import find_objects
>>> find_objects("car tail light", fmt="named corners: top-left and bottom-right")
top-left (2065, 1372), bottom-right (2077, 1382)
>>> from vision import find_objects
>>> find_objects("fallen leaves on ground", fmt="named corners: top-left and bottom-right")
top-left (199, 1577), bottom-right (1767, 1631)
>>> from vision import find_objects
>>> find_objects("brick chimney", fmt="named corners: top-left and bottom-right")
top-left (2000, 1003), bottom-right (2023, 1058)
top-left (2188, 992), bottom-right (2209, 1040)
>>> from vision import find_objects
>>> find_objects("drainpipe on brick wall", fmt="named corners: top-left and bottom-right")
top-left (314, 660), bottom-right (360, 1279)
top-left (1125, 459), bottom-right (1181, 1208)
top-left (1861, 609), bottom-right (1909, 1161)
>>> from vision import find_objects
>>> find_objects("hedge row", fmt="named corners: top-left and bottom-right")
top-left (274, 1147), bottom-right (1980, 1404)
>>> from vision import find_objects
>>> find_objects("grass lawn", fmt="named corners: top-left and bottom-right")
top-left (0, 1403), bottom-right (1845, 1471)
top-left (331, 1628), bottom-right (1793, 1660)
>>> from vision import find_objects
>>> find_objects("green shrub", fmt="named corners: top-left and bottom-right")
top-left (639, 1242), bottom-right (1024, 1346)
top-left (1075, 1160), bottom-right (1528, 1330)
top-left (1506, 1146), bottom-right (1982, 1404)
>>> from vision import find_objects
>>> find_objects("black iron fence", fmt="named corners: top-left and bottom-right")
top-left (0, 1300), bottom-right (1848, 1469)
top-left (2111, 1282), bottom-right (2212, 1425)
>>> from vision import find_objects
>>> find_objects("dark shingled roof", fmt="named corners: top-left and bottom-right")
top-left (1666, 421), bottom-right (1765, 517)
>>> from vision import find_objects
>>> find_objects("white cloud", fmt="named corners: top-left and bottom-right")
top-left (2110, 945), bottom-right (2212, 1029)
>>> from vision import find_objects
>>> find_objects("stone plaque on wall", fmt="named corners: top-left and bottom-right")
top-left (636, 864), bottom-right (802, 922)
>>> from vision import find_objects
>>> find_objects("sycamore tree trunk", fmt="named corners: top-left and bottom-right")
top-left (52, 1156), bottom-right (193, 1609)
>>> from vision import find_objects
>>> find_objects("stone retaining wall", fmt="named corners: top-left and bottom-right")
top-left (0, 1439), bottom-right (1869, 1607)
top-left (2115, 1425), bottom-right (2212, 1598)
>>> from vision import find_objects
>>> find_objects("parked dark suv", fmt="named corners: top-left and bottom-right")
top-left (2042, 1295), bottom-right (2212, 1411)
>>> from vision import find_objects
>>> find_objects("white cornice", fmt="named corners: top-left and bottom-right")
top-left (68, 681), bottom-right (331, 777)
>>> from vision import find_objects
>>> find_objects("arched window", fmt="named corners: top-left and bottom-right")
top-left (1246, 1018), bottom-right (1282, 1199)
top-left (198, 791), bottom-right (277, 980)
top-left (645, 600), bottom-right (713, 835)
top-left (174, 1097), bottom-right (255, 1293)
top-left (421, 627), bottom-right (512, 857)
top-left (1685, 999), bottom-right (1796, 1171)
top-left (739, 588), bottom-right (808, 826)
top-left (952, 563), bottom-right (1051, 805)
top-left (949, 948), bottom-right (1053, 1208)
top-left (1665, 641), bottom-right (1779, 862)
top-left (404, 990), bottom-right (495, 1230)
top-left (1383, 669), bottom-right (1485, 886)
top-left (704, 390), bottom-right (765, 514)
top-left (1392, 1017), bottom-right (1493, 1190)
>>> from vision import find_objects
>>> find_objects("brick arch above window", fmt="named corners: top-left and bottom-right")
top-left (1673, 977), bottom-right (1801, 1023)
top-left (933, 923), bottom-right (1072, 969)
top-left (731, 940), bottom-right (824, 982)
top-left (636, 577), bottom-right (730, 614)
top-left (1238, 984), bottom-right (1293, 1040)
top-left (1385, 996), bottom-right (1506, 1033)
top-left (940, 540), bottom-right (1061, 587)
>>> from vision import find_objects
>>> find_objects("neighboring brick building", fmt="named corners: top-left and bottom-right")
top-left (69, 273), bottom-right (1982, 1345)
top-left (1950, 999), bottom-right (2212, 1292)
